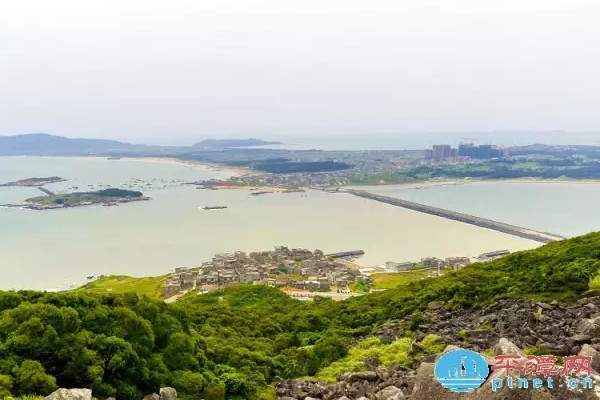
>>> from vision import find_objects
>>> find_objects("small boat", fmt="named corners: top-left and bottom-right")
top-left (200, 206), bottom-right (227, 210)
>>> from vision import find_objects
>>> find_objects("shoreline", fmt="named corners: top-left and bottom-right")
top-left (349, 176), bottom-right (600, 190)
top-left (109, 156), bottom-right (253, 178)
top-left (197, 183), bottom-right (306, 193)
top-left (0, 155), bottom-right (252, 178)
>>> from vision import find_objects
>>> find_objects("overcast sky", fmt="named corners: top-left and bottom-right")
top-left (1, 0), bottom-right (599, 145)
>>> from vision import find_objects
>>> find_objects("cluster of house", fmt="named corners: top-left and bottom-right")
top-left (384, 250), bottom-right (511, 274)
top-left (163, 246), bottom-right (369, 299)
top-left (385, 256), bottom-right (471, 272)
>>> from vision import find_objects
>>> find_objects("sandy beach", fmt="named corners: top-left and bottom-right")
top-left (118, 156), bottom-right (251, 177)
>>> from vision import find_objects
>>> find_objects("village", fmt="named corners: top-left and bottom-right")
top-left (162, 246), bottom-right (511, 301)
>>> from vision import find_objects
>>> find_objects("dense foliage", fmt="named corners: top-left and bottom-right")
top-left (1, 232), bottom-right (600, 399)
top-left (349, 158), bottom-right (600, 184)
top-left (251, 161), bottom-right (352, 174)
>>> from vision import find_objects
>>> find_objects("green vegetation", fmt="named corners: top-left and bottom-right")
top-left (370, 271), bottom-right (427, 290)
top-left (420, 334), bottom-right (446, 354)
top-left (349, 157), bottom-right (600, 185)
top-left (77, 275), bottom-right (168, 299)
top-left (24, 188), bottom-right (146, 209)
top-left (402, 158), bottom-right (600, 181)
top-left (316, 333), bottom-right (444, 382)
top-left (348, 281), bottom-right (370, 293)
top-left (1, 232), bottom-right (600, 399)
top-left (252, 161), bottom-right (352, 174)
top-left (7, 397), bottom-right (43, 400)
top-left (0, 177), bottom-right (66, 187)
top-left (589, 273), bottom-right (600, 289)
top-left (316, 337), bottom-right (412, 382)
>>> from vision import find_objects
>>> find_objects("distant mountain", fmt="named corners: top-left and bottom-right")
top-left (191, 138), bottom-right (282, 149)
top-left (0, 134), bottom-right (141, 155)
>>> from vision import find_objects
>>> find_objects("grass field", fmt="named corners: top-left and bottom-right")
top-left (589, 274), bottom-right (600, 290)
top-left (370, 270), bottom-right (428, 289)
top-left (8, 397), bottom-right (43, 400)
top-left (77, 274), bottom-right (168, 299)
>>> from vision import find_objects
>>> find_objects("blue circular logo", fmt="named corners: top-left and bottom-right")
top-left (434, 349), bottom-right (490, 393)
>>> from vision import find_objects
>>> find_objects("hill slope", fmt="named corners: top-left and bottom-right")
top-left (1, 232), bottom-right (600, 399)
top-left (0, 133), bottom-right (140, 155)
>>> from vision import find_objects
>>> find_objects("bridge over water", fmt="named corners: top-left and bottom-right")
top-left (343, 189), bottom-right (565, 244)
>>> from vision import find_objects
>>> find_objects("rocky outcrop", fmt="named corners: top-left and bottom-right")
top-left (277, 337), bottom-right (600, 399)
top-left (43, 387), bottom-right (177, 400)
top-left (159, 387), bottom-right (178, 400)
top-left (371, 297), bottom-right (600, 356)
top-left (43, 389), bottom-right (92, 400)
top-left (276, 364), bottom-right (417, 400)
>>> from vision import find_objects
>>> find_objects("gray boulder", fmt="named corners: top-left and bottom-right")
top-left (375, 385), bottom-right (404, 399)
top-left (578, 318), bottom-right (600, 337)
top-left (493, 337), bottom-right (524, 356)
top-left (411, 361), bottom-right (461, 400)
top-left (143, 394), bottom-right (160, 400)
top-left (580, 344), bottom-right (600, 372)
top-left (159, 387), bottom-right (177, 400)
top-left (43, 389), bottom-right (92, 400)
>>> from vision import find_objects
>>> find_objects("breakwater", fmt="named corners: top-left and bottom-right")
top-left (37, 186), bottom-right (55, 195)
top-left (344, 189), bottom-right (564, 244)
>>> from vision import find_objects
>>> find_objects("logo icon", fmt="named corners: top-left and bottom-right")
top-left (434, 349), bottom-right (490, 393)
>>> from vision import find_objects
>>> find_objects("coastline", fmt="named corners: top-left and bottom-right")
top-left (197, 183), bottom-right (306, 193)
top-left (110, 156), bottom-right (252, 177)
top-left (0, 154), bottom-right (252, 179)
top-left (349, 176), bottom-right (600, 190)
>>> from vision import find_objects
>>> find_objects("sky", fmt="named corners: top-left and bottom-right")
top-left (1, 0), bottom-right (600, 145)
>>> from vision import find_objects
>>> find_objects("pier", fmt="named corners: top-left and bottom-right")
top-left (344, 189), bottom-right (564, 244)
top-left (37, 186), bottom-right (55, 195)
top-left (326, 250), bottom-right (365, 258)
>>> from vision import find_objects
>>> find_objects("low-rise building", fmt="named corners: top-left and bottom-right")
top-left (385, 261), bottom-right (416, 271)
top-left (445, 257), bottom-right (471, 269)
top-left (421, 257), bottom-right (446, 268)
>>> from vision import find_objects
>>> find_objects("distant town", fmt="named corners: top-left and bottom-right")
top-left (161, 246), bottom-right (512, 302)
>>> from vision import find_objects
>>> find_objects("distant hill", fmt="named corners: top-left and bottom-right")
top-left (0, 134), bottom-right (283, 156)
top-left (0, 133), bottom-right (141, 155)
top-left (191, 138), bottom-right (282, 149)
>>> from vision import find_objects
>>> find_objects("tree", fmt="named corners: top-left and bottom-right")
top-left (13, 360), bottom-right (57, 396)
top-left (0, 374), bottom-right (13, 398)
top-left (163, 333), bottom-right (198, 371)
top-left (172, 371), bottom-right (207, 397)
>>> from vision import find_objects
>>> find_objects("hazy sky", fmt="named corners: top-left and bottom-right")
top-left (1, 0), bottom-right (599, 145)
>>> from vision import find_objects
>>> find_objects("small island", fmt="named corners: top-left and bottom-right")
top-left (21, 188), bottom-right (150, 210)
top-left (0, 176), bottom-right (66, 187)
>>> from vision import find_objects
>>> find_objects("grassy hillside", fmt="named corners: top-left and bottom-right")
top-left (370, 270), bottom-right (428, 289)
top-left (77, 275), bottom-right (168, 299)
top-left (1, 232), bottom-right (600, 399)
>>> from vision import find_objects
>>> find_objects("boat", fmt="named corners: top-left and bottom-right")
top-left (200, 206), bottom-right (227, 210)
top-left (107, 157), bottom-right (121, 160)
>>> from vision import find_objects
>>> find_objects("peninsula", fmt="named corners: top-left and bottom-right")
top-left (0, 176), bottom-right (66, 187)
top-left (19, 188), bottom-right (149, 210)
